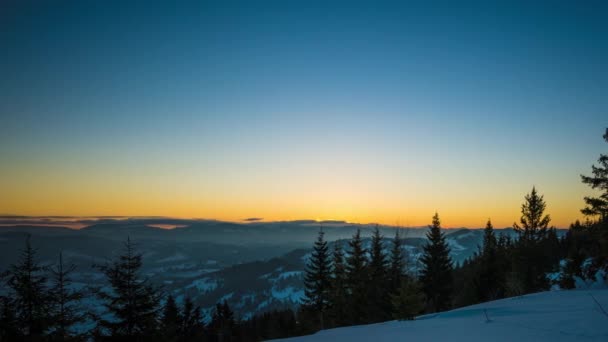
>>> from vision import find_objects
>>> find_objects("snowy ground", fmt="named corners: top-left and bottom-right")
top-left (274, 289), bottom-right (608, 342)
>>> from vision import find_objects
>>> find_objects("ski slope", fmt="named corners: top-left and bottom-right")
top-left (275, 289), bottom-right (608, 342)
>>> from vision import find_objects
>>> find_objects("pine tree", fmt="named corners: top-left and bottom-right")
top-left (96, 237), bottom-right (161, 339)
top-left (388, 229), bottom-right (406, 293)
top-left (581, 128), bottom-right (608, 222)
top-left (513, 186), bottom-right (550, 242)
top-left (48, 252), bottom-right (86, 341)
top-left (181, 297), bottom-right (205, 342)
top-left (367, 225), bottom-right (390, 322)
top-left (391, 278), bottom-right (425, 320)
top-left (419, 213), bottom-right (453, 313)
top-left (6, 235), bottom-right (51, 338)
top-left (160, 294), bottom-right (182, 342)
top-left (511, 187), bottom-right (553, 293)
top-left (345, 229), bottom-right (368, 324)
top-left (327, 241), bottom-right (348, 328)
top-left (302, 228), bottom-right (332, 329)
top-left (477, 219), bottom-right (503, 301)
top-left (209, 301), bottom-right (234, 342)
top-left (0, 296), bottom-right (20, 341)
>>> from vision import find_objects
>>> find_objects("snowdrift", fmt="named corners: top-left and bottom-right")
top-left (275, 289), bottom-right (608, 342)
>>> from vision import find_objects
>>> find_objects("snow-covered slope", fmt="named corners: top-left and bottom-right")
top-left (274, 290), bottom-right (608, 342)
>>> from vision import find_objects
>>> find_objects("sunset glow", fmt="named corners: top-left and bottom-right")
top-left (1, 2), bottom-right (606, 228)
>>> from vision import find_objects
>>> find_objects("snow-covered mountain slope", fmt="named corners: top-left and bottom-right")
top-left (274, 289), bottom-right (608, 342)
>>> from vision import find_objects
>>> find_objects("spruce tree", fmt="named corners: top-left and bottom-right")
top-left (0, 296), bottom-right (20, 341)
top-left (327, 241), bottom-right (348, 328)
top-left (6, 235), bottom-right (51, 338)
top-left (581, 128), bottom-right (608, 222)
top-left (48, 252), bottom-right (86, 341)
top-left (511, 187), bottom-right (552, 293)
top-left (181, 297), bottom-right (205, 342)
top-left (478, 219), bottom-right (503, 301)
top-left (419, 213), bottom-right (453, 313)
top-left (345, 229), bottom-right (368, 324)
top-left (302, 228), bottom-right (331, 329)
top-left (388, 229), bottom-right (406, 293)
top-left (391, 278), bottom-right (425, 320)
top-left (160, 294), bottom-right (182, 342)
top-left (368, 226), bottom-right (390, 322)
top-left (209, 301), bottom-right (234, 342)
top-left (96, 237), bottom-right (161, 339)
top-left (513, 186), bottom-right (550, 242)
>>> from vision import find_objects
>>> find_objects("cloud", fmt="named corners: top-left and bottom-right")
top-left (243, 217), bottom-right (263, 222)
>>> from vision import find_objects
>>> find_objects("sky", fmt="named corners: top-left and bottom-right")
top-left (1, 1), bottom-right (606, 228)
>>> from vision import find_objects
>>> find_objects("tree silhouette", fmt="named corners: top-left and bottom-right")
top-left (302, 228), bottom-right (332, 329)
top-left (160, 294), bottom-right (182, 342)
top-left (48, 252), bottom-right (86, 341)
top-left (510, 187), bottom-right (553, 293)
top-left (581, 128), bottom-right (608, 222)
top-left (5, 235), bottom-right (51, 338)
top-left (419, 213), bottom-right (453, 313)
top-left (391, 278), bottom-right (425, 320)
top-left (0, 296), bottom-right (20, 341)
top-left (345, 229), bottom-right (368, 324)
top-left (96, 237), bottom-right (161, 339)
top-left (477, 219), bottom-right (503, 301)
top-left (388, 229), bottom-right (406, 293)
top-left (513, 186), bottom-right (550, 242)
top-left (209, 301), bottom-right (234, 342)
top-left (327, 241), bottom-right (348, 328)
top-left (181, 297), bottom-right (205, 342)
top-left (367, 226), bottom-right (390, 322)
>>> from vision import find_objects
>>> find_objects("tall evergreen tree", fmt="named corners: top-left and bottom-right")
top-left (511, 187), bottom-right (553, 293)
top-left (477, 219), bottom-right (503, 301)
top-left (96, 237), bottom-right (161, 339)
top-left (48, 252), bottom-right (86, 341)
top-left (327, 241), bottom-right (348, 328)
top-left (160, 294), bottom-right (182, 342)
top-left (0, 296), bottom-right (20, 341)
top-left (367, 226), bottom-right (390, 322)
top-left (580, 128), bottom-right (608, 222)
top-left (513, 186), bottom-right (550, 242)
top-left (302, 228), bottom-right (332, 329)
top-left (181, 297), bottom-right (205, 342)
top-left (388, 229), bottom-right (406, 293)
top-left (345, 229), bottom-right (368, 324)
top-left (6, 235), bottom-right (51, 338)
top-left (209, 301), bottom-right (234, 342)
top-left (391, 278), bottom-right (425, 321)
top-left (419, 213), bottom-right (453, 313)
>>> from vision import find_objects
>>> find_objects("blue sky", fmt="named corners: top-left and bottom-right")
top-left (1, 1), bottom-right (606, 226)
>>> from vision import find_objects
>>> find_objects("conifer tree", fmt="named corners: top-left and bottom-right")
top-left (367, 226), bottom-right (390, 322)
top-left (302, 228), bottom-right (331, 329)
top-left (48, 252), bottom-right (86, 341)
top-left (477, 219), bottom-right (503, 301)
top-left (388, 229), bottom-right (406, 293)
top-left (511, 187), bottom-right (552, 293)
top-left (160, 294), bottom-right (182, 342)
top-left (96, 237), bottom-right (161, 339)
top-left (513, 186), bottom-right (550, 242)
top-left (391, 278), bottom-right (425, 321)
top-left (327, 241), bottom-right (348, 328)
top-left (345, 229), bottom-right (368, 324)
top-left (181, 297), bottom-right (205, 342)
top-left (209, 301), bottom-right (234, 342)
top-left (581, 128), bottom-right (608, 222)
top-left (0, 296), bottom-right (20, 341)
top-left (419, 213), bottom-right (453, 313)
top-left (6, 235), bottom-right (51, 338)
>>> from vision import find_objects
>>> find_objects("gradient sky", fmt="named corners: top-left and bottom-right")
top-left (1, 1), bottom-right (606, 227)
